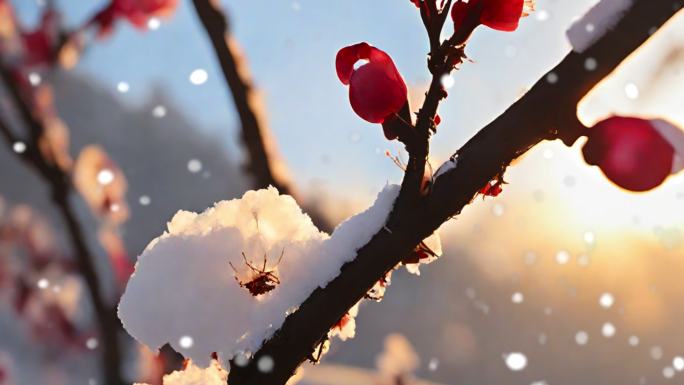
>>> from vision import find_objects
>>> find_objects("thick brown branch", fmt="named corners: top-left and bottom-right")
top-left (191, 0), bottom-right (332, 232)
top-left (228, 1), bottom-right (679, 384)
top-left (0, 68), bottom-right (125, 385)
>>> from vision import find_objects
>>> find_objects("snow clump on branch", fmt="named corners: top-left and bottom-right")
top-left (119, 185), bottom-right (441, 367)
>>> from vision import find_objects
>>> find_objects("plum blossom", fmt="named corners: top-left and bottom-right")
top-left (73, 145), bottom-right (129, 224)
top-left (451, 0), bottom-right (534, 44)
top-left (582, 117), bottom-right (684, 192)
top-left (91, 0), bottom-right (178, 36)
top-left (336, 43), bottom-right (409, 140)
top-left (375, 334), bottom-right (419, 385)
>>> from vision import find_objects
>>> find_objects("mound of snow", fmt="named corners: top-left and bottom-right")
top-left (119, 185), bottom-right (405, 366)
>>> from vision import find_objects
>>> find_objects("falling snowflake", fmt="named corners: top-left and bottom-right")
top-left (504, 352), bottom-right (527, 371)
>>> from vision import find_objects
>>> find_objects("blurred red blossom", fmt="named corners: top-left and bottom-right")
top-left (73, 145), bottom-right (129, 224)
top-left (336, 42), bottom-right (408, 140)
top-left (98, 228), bottom-right (133, 289)
top-left (451, 0), bottom-right (534, 44)
top-left (0, 351), bottom-right (15, 385)
top-left (20, 9), bottom-right (60, 68)
top-left (582, 116), bottom-right (684, 192)
top-left (0, 201), bottom-right (85, 348)
top-left (91, 0), bottom-right (178, 36)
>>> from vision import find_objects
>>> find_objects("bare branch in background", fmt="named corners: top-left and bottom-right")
top-left (227, 1), bottom-right (680, 384)
top-left (0, 67), bottom-right (125, 385)
top-left (191, 0), bottom-right (333, 233)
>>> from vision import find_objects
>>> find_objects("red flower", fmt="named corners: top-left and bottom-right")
top-left (336, 43), bottom-right (408, 140)
top-left (92, 0), bottom-right (178, 36)
top-left (451, 0), bottom-right (533, 44)
top-left (480, 179), bottom-right (503, 197)
top-left (583, 117), bottom-right (684, 192)
top-left (20, 9), bottom-right (60, 67)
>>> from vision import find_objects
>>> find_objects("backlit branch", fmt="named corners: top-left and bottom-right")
top-left (227, 1), bottom-right (680, 384)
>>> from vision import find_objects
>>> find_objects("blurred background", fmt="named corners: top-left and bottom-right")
top-left (1, 0), bottom-right (684, 384)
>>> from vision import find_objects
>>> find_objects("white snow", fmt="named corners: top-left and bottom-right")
top-left (433, 157), bottom-right (458, 180)
top-left (599, 292), bottom-right (614, 309)
top-left (119, 185), bottom-right (401, 366)
top-left (504, 352), bottom-right (527, 371)
top-left (602, 322), bottom-right (616, 338)
top-left (566, 0), bottom-right (634, 53)
top-left (135, 359), bottom-right (227, 385)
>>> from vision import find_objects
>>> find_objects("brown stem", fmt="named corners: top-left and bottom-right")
top-left (0, 68), bottom-right (125, 385)
top-left (227, 1), bottom-right (679, 384)
top-left (52, 187), bottom-right (124, 385)
top-left (190, 0), bottom-right (333, 233)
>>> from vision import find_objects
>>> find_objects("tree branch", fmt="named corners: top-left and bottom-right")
top-left (0, 67), bottom-right (125, 385)
top-left (190, 0), bottom-right (333, 233)
top-left (227, 1), bottom-right (680, 384)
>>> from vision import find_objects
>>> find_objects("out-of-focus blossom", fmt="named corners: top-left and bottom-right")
top-left (582, 117), bottom-right (684, 192)
top-left (451, 0), bottom-right (534, 44)
top-left (20, 9), bottom-right (60, 68)
top-left (134, 358), bottom-right (227, 385)
top-left (13, 84), bottom-right (75, 171)
top-left (0, 1), bottom-right (18, 41)
top-left (0, 3), bottom-right (68, 69)
top-left (0, 351), bottom-right (16, 385)
top-left (91, 0), bottom-right (179, 36)
top-left (98, 227), bottom-right (133, 288)
top-left (73, 145), bottom-right (129, 224)
top-left (0, 201), bottom-right (83, 348)
top-left (135, 345), bottom-right (166, 385)
top-left (375, 334), bottom-right (419, 385)
top-left (38, 116), bottom-right (73, 172)
top-left (336, 43), bottom-right (409, 140)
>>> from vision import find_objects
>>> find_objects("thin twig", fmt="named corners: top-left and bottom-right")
top-left (227, 1), bottom-right (679, 384)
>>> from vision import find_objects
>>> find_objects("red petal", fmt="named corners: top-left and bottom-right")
top-left (335, 42), bottom-right (371, 85)
top-left (102, 0), bottom-right (178, 30)
top-left (90, 4), bottom-right (118, 37)
top-left (583, 117), bottom-right (674, 192)
top-left (349, 62), bottom-right (407, 123)
top-left (451, 0), bottom-right (473, 32)
top-left (481, 0), bottom-right (525, 31)
top-left (434, 114), bottom-right (442, 125)
top-left (337, 43), bottom-right (407, 124)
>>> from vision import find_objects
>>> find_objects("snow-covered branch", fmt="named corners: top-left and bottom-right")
top-left (227, 1), bottom-right (681, 384)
